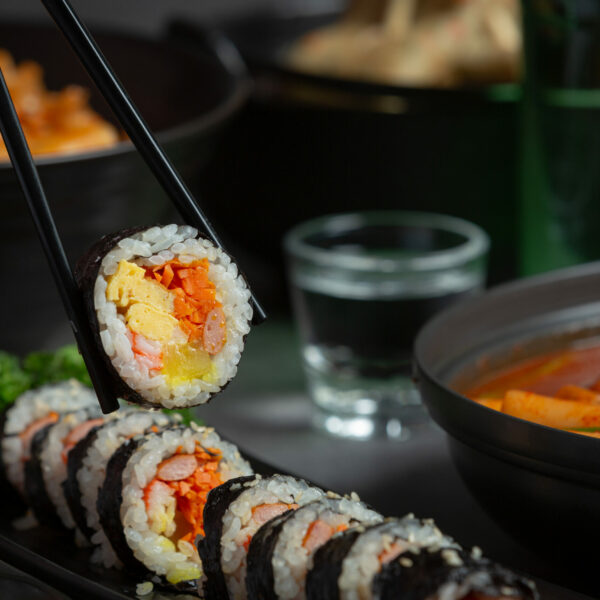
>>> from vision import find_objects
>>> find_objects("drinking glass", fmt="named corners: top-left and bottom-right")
top-left (284, 211), bottom-right (489, 439)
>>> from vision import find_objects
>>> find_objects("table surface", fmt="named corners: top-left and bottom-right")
top-left (197, 319), bottom-right (595, 600)
top-left (6, 318), bottom-right (592, 600)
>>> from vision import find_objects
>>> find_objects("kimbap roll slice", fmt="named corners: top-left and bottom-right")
top-left (246, 495), bottom-right (383, 600)
top-left (372, 546), bottom-right (539, 600)
top-left (1, 380), bottom-right (96, 499)
top-left (198, 474), bottom-right (325, 600)
top-left (96, 424), bottom-right (252, 586)
top-left (63, 408), bottom-right (172, 552)
top-left (306, 515), bottom-right (458, 600)
top-left (24, 405), bottom-right (103, 528)
top-left (76, 224), bottom-right (253, 408)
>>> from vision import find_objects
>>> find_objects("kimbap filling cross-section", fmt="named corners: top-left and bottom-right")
top-left (77, 225), bottom-right (253, 408)
top-left (144, 444), bottom-right (224, 548)
top-left (106, 258), bottom-right (225, 386)
top-left (96, 426), bottom-right (252, 586)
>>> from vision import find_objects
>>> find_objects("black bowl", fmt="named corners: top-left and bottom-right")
top-left (0, 22), bottom-right (248, 353)
top-left (414, 262), bottom-right (600, 595)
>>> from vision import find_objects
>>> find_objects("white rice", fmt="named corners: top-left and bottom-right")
top-left (77, 409), bottom-right (173, 567)
top-left (436, 571), bottom-right (498, 600)
top-left (427, 548), bottom-right (534, 600)
top-left (39, 406), bottom-right (103, 529)
top-left (220, 475), bottom-right (325, 600)
top-left (94, 225), bottom-right (253, 408)
top-left (119, 424), bottom-right (252, 585)
top-left (2, 380), bottom-right (96, 495)
top-left (338, 516), bottom-right (458, 600)
top-left (272, 497), bottom-right (382, 600)
top-left (432, 559), bottom-right (518, 600)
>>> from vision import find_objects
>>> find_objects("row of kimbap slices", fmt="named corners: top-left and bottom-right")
top-left (195, 474), bottom-right (539, 600)
top-left (0, 380), bottom-right (253, 589)
top-left (0, 382), bottom-right (539, 598)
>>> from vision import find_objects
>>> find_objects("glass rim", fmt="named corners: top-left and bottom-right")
top-left (283, 211), bottom-right (490, 272)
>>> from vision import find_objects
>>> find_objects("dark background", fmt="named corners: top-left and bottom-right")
top-left (0, 0), bottom-right (340, 34)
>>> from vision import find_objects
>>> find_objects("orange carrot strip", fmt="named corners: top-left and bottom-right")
top-left (188, 328), bottom-right (203, 343)
top-left (161, 263), bottom-right (174, 288)
top-left (174, 296), bottom-right (193, 318)
top-left (143, 258), bottom-right (224, 352)
top-left (190, 309), bottom-right (209, 325)
top-left (302, 520), bottom-right (334, 552)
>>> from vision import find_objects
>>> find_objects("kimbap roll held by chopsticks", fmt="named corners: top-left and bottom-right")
top-left (76, 224), bottom-right (253, 409)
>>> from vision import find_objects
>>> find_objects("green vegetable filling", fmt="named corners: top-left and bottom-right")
top-left (0, 344), bottom-right (203, 425)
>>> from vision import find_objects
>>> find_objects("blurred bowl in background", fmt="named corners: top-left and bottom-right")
top-left (191, 8), bottom-right (520, 313)
top-left (414, 262), bottom-right (600, 596)
top-left (0, 21), bottom-right (248, 353)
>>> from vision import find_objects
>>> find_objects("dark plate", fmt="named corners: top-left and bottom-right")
top-left (0, 447), bottom-right (589, 599)
top-left (414, 261), bottom-right (600, 595)
top-left (0, 453), bottom-right (276, 600)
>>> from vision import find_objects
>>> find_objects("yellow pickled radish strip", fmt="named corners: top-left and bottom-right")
top-left (162, 344), bottom-right (215, 386)
top-left (167, 563), bottom-right (202, 585)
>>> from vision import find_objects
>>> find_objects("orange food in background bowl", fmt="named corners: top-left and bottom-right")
top-left (467, 343), bottom-right (600, 435)
top-left (0, 49), bottom-right (119, 159)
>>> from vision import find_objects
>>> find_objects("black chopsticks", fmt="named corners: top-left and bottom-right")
top-left (41, 0), bottom-right (267, 325)
top-left (0, 68), bottom-right (119, 414)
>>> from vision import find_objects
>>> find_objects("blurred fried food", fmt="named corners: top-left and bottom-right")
top-left (0, 49), bottom-right (119, 160)
top-left (287, 0), bottom-right (522, 88)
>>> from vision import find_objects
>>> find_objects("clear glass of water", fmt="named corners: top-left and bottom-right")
top-left (284, 211), bottom-right (489, 440)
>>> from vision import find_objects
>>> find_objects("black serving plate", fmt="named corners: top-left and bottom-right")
top-left (0, 453), bottom-right (278, 600)
top-left (0, 444), bottom-right (589, 600)
top-left (414, 261), bottom-right (600, 596)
